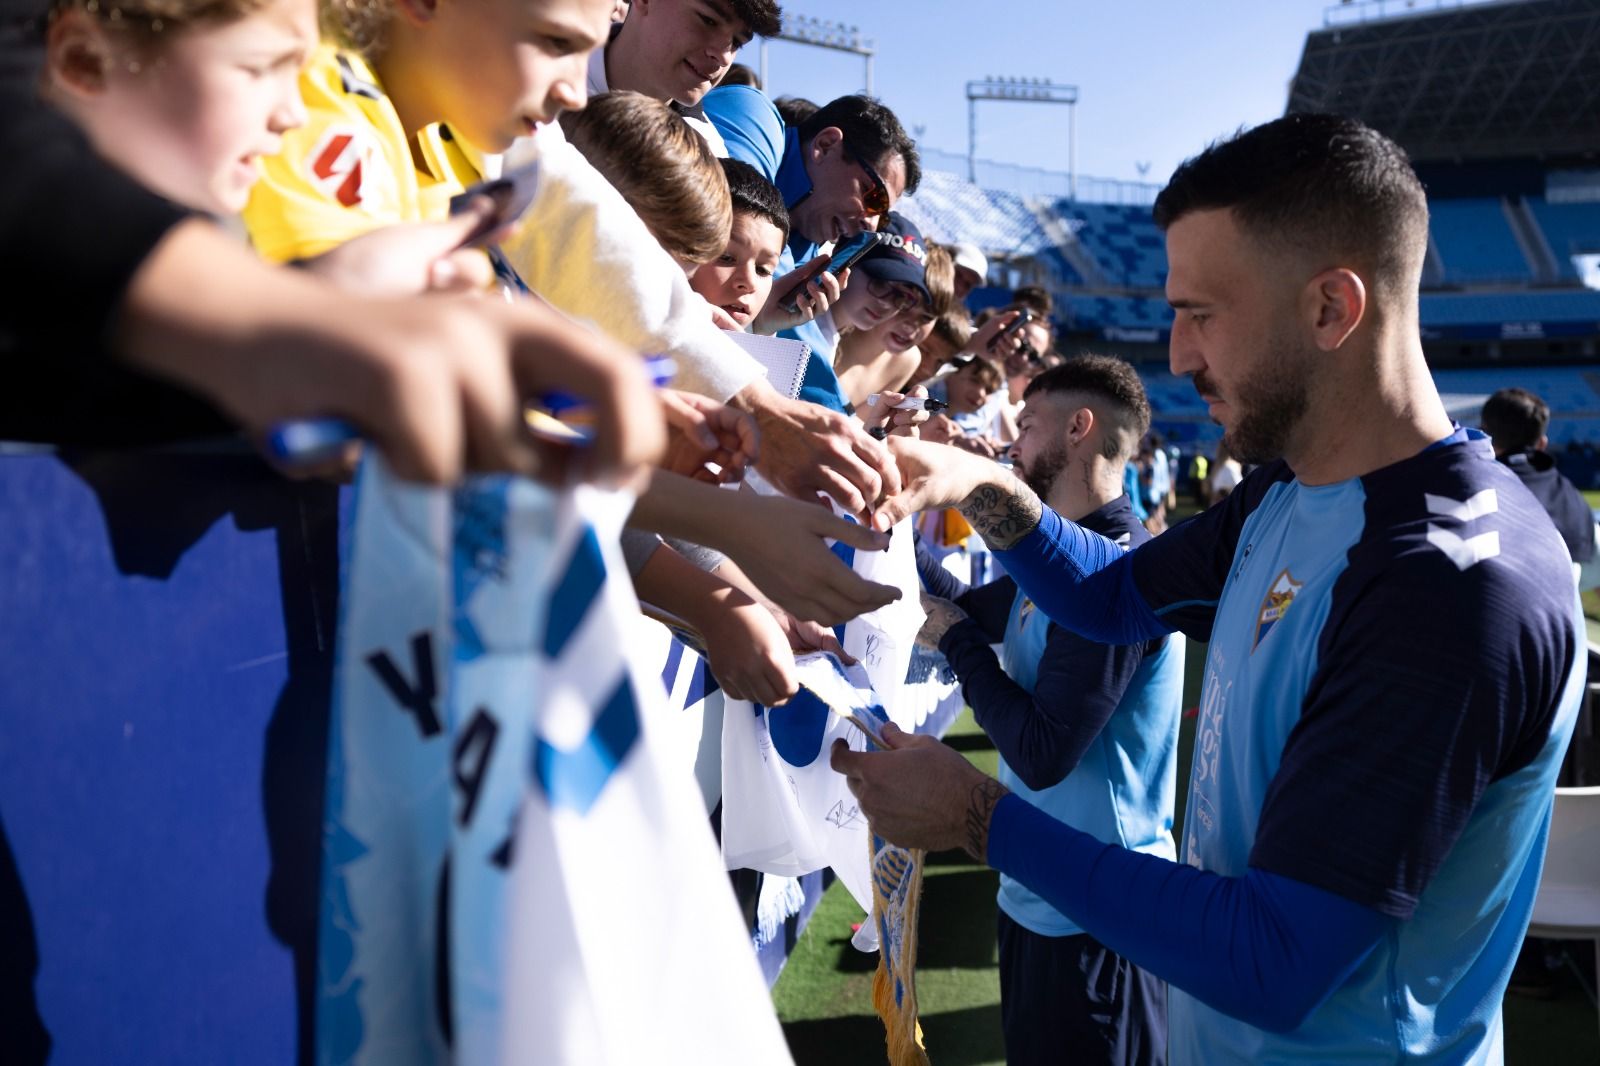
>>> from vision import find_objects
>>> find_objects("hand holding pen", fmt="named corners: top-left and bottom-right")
top-left (861, 386), bottom-right (941, 440)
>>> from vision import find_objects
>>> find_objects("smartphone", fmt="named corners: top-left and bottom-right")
top-left (992, 307), bottom-right (1033, 345)
top-left (448, 157), bottom-right (542, 248)
top-left (782, 231), bottom-right (883, 313)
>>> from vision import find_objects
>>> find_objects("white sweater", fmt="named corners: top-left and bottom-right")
top-left (495, 124), bottom-right (763, 403)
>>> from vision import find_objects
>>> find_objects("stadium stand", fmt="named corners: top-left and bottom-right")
top-left (1529, 196), bottom-right (1600, 280)
top-left (1421, 290), bottom-right (1600, 334)
top-left (894, 170), bottom-right (1057, 265)
top-left (1050, 201), bottom-right (1168, 289)
top-left (1062, 294), bottom-right (1173, 335)
top-left (900, 0), bottom-right (1600, 464)
top-left (1427, 198), bottom-right (1534, 284)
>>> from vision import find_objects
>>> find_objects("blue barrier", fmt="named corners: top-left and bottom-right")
top-left (0, 448), bottom-right (972, 1056)
top-left (0, 447), bottom-right (340, 1066)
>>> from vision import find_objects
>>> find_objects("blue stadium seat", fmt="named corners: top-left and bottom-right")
top-left (1528, 197), bottom-right (1600, 281)
top-left (896, 171), bottom-right (1058, 266)
top-left (1049, 201), bottom-right (1168, 289)
top-left (1420, 289), bottom-right (1600, 326)
top-left (1428, 198), bottom-right (1533, 284)
top-left (1062, 293), bottom-right (1174, 333)
top-left (1432, 366), bottom-right (1600, 447)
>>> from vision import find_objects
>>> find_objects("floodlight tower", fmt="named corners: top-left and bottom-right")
top-left (760, 16), bottom-right (876, 96)
top-left (966, 77), bottom-right (1080, 197)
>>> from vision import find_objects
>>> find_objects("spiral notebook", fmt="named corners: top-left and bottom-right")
top-left (725, 331), bottom-right (811, 399)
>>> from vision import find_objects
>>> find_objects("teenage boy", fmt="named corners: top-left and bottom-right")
top-left (587, 0), bottom-right (781, 154)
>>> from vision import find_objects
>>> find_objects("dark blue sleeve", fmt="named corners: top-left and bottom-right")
top-left (953, 579), bottom-right (1014, 642)
top-left (942, 621), bottom-right (1152, 791)
top-left (914, 531), bottom-right (970, 602)
top-left (994, 506), bottom-right (1170, 646)
top-left (987, 793), bottom-right (1390, 1033)
top-left (998, 463), bottom-right (1291, 645)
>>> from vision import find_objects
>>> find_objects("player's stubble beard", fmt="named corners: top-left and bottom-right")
top-left (1198, 329), bottom-right (1312, 465)
top-left (1018, 441), bottom-right (1071, 504)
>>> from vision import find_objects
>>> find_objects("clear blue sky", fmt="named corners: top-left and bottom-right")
top-left (733, 0), bottom-right (1341, 186)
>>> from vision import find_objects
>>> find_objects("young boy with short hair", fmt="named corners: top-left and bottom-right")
top-left (558, 90), bottom-right (731, 270)
top-left (688, 158), bottom-right (788, 329)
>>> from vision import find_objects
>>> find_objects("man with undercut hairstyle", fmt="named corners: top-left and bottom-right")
top-left (839, 114), bottom-right (1584, 1063)
top-left (587, 0), bottom-right (781, 155)
top-left (918, 355), bottom-right (1181, 1066)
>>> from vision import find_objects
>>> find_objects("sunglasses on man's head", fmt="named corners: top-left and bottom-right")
top-left (843, 142), bottom-right (892, 221)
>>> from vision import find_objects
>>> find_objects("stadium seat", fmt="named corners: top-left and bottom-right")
top-left (1525, 786), bottom-right (1600, 1039)
top-left (897, 171), bottom-right (1056, 264)
top-left (1428, 198), bottom-right (1534, 284)
top-left (1050, 201), bottom-right (1168, 289)
top-left (1528, 197), bottom-right (1600, 281)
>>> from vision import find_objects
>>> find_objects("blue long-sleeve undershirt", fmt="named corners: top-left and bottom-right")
top-left (997, 505), bottom-right (1172, 647)
top-left (987, 793), bottom-right (1390, 1033)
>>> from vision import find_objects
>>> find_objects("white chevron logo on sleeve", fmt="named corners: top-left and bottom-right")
top-left (1423, 489), bottom-right (1498, 522)
top-left (1424, 488), bottom-right (1500, 570)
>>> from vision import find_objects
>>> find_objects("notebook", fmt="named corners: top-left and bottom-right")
top-left (725, 331), bottom-right (810, 399)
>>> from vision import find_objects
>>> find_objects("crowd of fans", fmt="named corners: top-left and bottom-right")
top-left (2, 0), bottom-right (1596, 1063)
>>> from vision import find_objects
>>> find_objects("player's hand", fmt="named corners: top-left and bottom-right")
top-left (830, 722), bottom-right (1007, 857)
top-left (916, 592), bottom-right (969, 649)
top-left (731, 382), bottom-right (901, 522)
top-left (874, 435), bottom-right (1026, 532)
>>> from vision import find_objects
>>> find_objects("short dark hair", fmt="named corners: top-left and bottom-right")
top-left (1481, 387), bottom-right (1550, 454)
top-left (956, 355), bottom-right (1004, 392)
top-left (799, 95), bottom-right (921, 196)
top-left (721, 157), bottom-right (788, 242)
top-left (726, 0), bottom-right (781, 38)
top-left (1152, 114), bottom-right (1429, 298)
top-left (1011, 285), bottom-right (1052, 317)
top-left (774, 96), bottom-right (818, 127)
top-left (1024, 354), bottom-right (1151, 461)
top-left (718, 62), bottom-right (761, 89)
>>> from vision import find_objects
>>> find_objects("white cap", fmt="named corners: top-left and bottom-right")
top-left (950, 242), bottom-right (988, 283)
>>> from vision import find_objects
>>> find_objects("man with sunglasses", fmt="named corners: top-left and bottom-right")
top-left (706, 87), bottom-right (921, 412)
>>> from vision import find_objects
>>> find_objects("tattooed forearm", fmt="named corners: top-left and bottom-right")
top-left (915, 592), bottom-right (969, 649)
top-left (963, 777), bottom-right (1010, 862)
top-left (958, 474), bottom-right (1043, 550)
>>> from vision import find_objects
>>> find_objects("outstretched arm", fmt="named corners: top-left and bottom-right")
top-left (880, 437), bottom-right (1168, 646)
top-left (831, 728), bottom-right (1389, 1034)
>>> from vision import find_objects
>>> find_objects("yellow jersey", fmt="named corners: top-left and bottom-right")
top-left (243, 45), bottom-right (482, 262)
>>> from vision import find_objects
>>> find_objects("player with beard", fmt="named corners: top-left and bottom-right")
top-left (839, 115), bottom-right (1584, 1063)
top-left (914, 356), bottom-right (1183, 1066)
